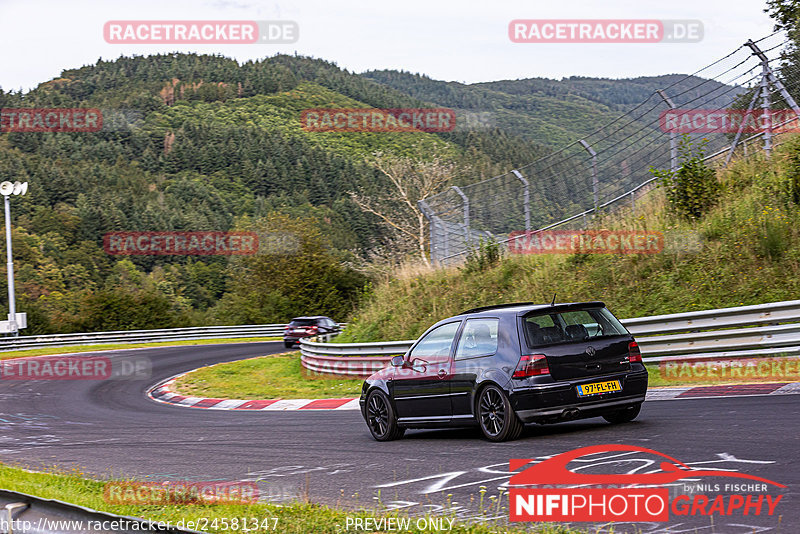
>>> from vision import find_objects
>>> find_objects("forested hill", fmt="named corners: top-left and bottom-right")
top-left (0, 53), bottom-right (556, 333)
top-left (0, 53), bottom-right (717, 334)
top-left (361, 70), bottom-right (733, 148)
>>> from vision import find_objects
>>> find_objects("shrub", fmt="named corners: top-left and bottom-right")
top-left (462, 237), bottom-right (502, 274)
top-left (651, 136), bottom-right (720, 220)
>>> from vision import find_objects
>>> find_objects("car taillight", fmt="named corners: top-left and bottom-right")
top-left (628, 341), bottom-right (642, 363)
top-left (513, 354), bottom-right (549, 378)
top-left (309, 325), bottom-right (319, 333)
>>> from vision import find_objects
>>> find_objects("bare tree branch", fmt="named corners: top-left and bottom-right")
top-left (348, 149), bottom-right (458, 264)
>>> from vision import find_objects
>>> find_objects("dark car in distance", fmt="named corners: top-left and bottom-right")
top-left (359, 302), bottom-right (648, 442)
top-left (283, 316), bottom-right (340, 348)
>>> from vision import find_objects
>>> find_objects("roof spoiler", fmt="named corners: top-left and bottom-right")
top-left (460, 301), bottom-right (606, 315)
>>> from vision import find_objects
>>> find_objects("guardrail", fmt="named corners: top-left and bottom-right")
top-left (301, 340), bottom-right (414, 377)
top-left (300, 300), bottom-right (800, 377)
top-left (0, 324), bottom-right (289, 352)
top-left (622, 300), bottom-right (800, 335)
top-left (0, 488), bottom-right (201, 533)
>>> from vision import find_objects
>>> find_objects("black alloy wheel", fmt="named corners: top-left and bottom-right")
top-left (366, 390), bottom-right (404, 441)
top-left (477, 384), bottom-right (523, 442)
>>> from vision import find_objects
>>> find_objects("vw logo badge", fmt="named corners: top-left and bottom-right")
top-left (585, 346), bottom-right (596, 357)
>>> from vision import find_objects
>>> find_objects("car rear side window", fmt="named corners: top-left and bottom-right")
top-left (523, 307), bottom-right (628, 348)
top-left (455, 318), bottom-right (499, 359)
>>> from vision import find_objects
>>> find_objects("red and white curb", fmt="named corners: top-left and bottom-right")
top-left (645, 381), bottom-right (800, 400)
top-left (147, 374), bottom-right (361, 411)
top-left (147, 372), bottom-right (800, 411)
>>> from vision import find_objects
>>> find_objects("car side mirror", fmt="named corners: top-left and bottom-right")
top-left (390, 355), bottom-right (405, 367)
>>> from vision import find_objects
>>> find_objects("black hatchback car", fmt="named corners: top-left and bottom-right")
top-left (283, 316), bottom-right (340, 348)
top-left (359, 302), bottom-right (647, 442)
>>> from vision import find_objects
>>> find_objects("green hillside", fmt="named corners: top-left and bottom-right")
top-left (0, 53), bottom-right (556, 333)
top-left (338, 138), bottom-right (800, 342)
top-left (360, 71), bottom-right (734, 148)
top-left (0, 52), bottom-right (743, 335)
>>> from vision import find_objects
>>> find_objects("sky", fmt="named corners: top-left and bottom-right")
top-left (0, 0), bottom-right (781, 92)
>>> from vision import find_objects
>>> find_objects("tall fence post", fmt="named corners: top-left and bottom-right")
top-left (418, 199), bottom-right (435, 265)
top-left (408, 37), bottom-right (797, 266)
top-left (578, 140), bottom-right (598, 211)
top-left (451, 186), bottom-right (470, 249)
top-left (725, 85), bottom-right (761, 165)
top-left (439, 216), bottom-right (450, 259)
top-left (760, 60), bottom-right (773, 158)
top-left (511, 169), bottom-right (531, 232)
top-left (656, 90), bottom-right (678, 173)
top-left (744, 39), bottom-right (800, 158)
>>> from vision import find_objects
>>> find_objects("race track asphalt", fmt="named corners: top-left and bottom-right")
top-left (1, 342), bottom-right (798, 534)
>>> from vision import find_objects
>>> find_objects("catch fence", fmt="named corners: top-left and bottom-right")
top-left (420, 33), bottom-right (800, 264)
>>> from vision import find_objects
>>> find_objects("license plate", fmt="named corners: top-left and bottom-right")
top-left (577, 380), bottom-right (621, 396)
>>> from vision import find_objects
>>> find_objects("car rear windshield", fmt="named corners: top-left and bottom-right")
top-left (522, 307), bottom-right (628, 348)
top-left (289, 319), bottom-right (318, 326)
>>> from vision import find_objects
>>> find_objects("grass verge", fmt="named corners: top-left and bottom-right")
top-left (0, 464), bottom-right (582, 533)
top-left (171, 353), bottom-right (364, 399)
top-left (0, 337), bottom-right (281, 361)
top-left (172, 353), bottom-right (798, 402)
top-left (645, 356), bottom-right (798, 387)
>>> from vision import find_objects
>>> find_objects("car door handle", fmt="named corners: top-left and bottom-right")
top-left (438, 369), bottom-right (447, 379)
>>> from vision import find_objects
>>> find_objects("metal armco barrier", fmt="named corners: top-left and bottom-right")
top-left (301, 340), bottom-right (414, 377)
top-left (0, 489), bottom-right (203, 534)
top-left (0, 324), bottom-right (289, 352)
top-left (300, 300), bottom-right (800, 377)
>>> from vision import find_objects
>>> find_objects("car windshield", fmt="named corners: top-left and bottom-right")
top-left (289, 319), bottom-right (318, 327)
top-left (522, 307), bottom-right (628, 348)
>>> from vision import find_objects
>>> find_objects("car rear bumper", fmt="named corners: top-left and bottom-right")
top-left (510, 369), bottom-right (648, 424)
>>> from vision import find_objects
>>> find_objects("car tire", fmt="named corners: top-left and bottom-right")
top-left (477, 384), bottom-right (524, 442)
top-left (283, 341), bottom-right (294, 348)
top-left (602, 403), bottom-right (641, 424)
top-left (365, 390), bottom-right (405, 441)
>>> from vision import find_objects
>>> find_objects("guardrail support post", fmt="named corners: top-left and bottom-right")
top-left (6, 502), bottom-right (29, 534)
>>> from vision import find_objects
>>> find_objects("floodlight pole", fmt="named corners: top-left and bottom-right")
top-left (4, 195), bottom-right (17, 336)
